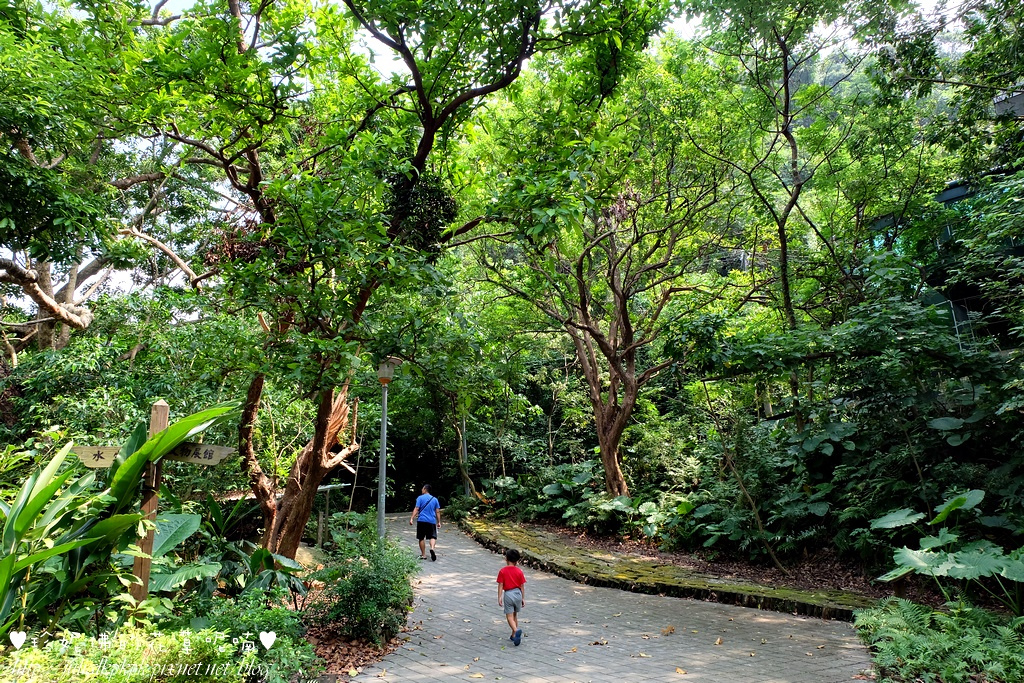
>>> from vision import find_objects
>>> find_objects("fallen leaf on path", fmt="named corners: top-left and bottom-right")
top-left (348, 670), bottom-right (358, 677)
top-left (817, 645), bottom-right (825, 649)
top-left (676, 668), bottom-right (687, 674)
top-left (714, 637), bottom-right (723, 646)
top-left (662, 625), bottom-right (675, 635)
top-left (749, 652), bottom-right (755, 657)
top-left (642, 634), bottom-right (650, 639)
top-left (590, 640), bottom-right (608, 646)
top-left (637, 653), bottom-right (650, 658)
top-left (761, 639), bottom-right (768, 644)
top-left (566, 647), bottom-right (577, 653)
top-left (612, 613), bottom-right (622, 617)
top-left (469, 674), bottom-right (484, 679)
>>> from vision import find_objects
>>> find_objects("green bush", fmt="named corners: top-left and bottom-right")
top-left (301, 537), bottom-right (418, 645)
top-left (856, 597), bottom-right (1024, 683)
top-left (178, 588), bottom-right (321, 681)
top-left (0, 626), bottom-right (277, 683)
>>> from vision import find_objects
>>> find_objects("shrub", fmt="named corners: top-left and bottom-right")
top-left (301, 537), bottom-right (418, 645)
top-left (0, 625), bottom-right (297, 683)
top-left (856, 597), bottom-right (1024, 682)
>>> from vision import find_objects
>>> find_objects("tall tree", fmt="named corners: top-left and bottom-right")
top-left (470, 58), bottom-right (733, 496)
top-left (110, 0), bottom-right (673, 556)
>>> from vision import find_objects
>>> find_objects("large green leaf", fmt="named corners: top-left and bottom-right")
top-left (928, 417), bottom-right (964, 431)
top-left (152, 513), bottom-right (202, 558)
top-left (947, 549), bottom-right (1004, 580)
top-left (999, 556), bottom-right (1024, 582)
top-left (870, 508), bottom-right (925, 529)
top-left (930, 489), bottom-right (985, 525)
top-left (150, 561), bottom-right (222, 592)
top-left (12, 469), bottom-right (75, 540)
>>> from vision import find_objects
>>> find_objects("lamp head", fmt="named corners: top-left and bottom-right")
top-left (377, 356), bottom-right (403, 385)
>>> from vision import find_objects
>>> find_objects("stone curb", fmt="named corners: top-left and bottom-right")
top-left (461, 516), bottom-right (877, 622)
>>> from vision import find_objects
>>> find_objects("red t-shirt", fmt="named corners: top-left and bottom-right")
top-left (496, 565), bottom-right (526, 591)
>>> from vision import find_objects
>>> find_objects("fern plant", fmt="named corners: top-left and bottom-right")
top-left (856, 597), bottom-right (1024, 682)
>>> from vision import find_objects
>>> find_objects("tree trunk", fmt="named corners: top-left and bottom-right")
top-left (239, 378), bottom-right (360, 559)
top-left (34, 262), bottom-right (56, 351)
top-left (239, 373), bottom-right (278, 533)
top-left (593, 405), bottom-right (630, 497)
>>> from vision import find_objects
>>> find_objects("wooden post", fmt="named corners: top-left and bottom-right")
top-left (131, 399), bottom-right (169, 602)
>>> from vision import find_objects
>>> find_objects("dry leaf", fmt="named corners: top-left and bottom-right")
top-left (612, 613), bottom-right (622, 617)
top-left (348, 670), bottom-right (358, 677)
top-left (749, 652), bottom-right (755, 657)
top-left (642, 634), bottom-right (651, 640)
top-left (761, 638), bottom-right (768, 644)
top-left (474, 658), bottom-right (480, 662)
top-left (566, 647), bottom-right (578, 653)
top-left (464, 665), bottom-right (471, 670)
top-left (590, 640), bottom-right (608, 646)
top-left (469, 674), bottom-right (484, 679)
top-left (638, 653), bottom-right (650, 658)
top-left (691, 630), bottom-right (698, 633)
top-left (676, 668), bottom-right (687, 674)
top-left (817, 645), bottom-right (825, 649)
top-left (662, 625), bottom-right (676, 635)
top-left (714, 637), bottom-right (723, 646)
top-left (805, 652), bottom-right (813, 656)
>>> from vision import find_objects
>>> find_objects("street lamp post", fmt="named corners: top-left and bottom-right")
top-left (377, 357), bottom-right (402, 538)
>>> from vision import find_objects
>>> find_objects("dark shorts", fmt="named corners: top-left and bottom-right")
top-left (416, 521), bottom-right (437, 540)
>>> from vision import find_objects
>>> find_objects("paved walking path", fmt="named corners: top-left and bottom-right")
top-left (360, 515), bottom-right (872, 682)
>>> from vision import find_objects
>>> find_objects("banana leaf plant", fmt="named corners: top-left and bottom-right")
top-left (0, 402), bottom-right (239, 637)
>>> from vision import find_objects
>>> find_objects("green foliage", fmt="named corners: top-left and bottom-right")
top-left (856, 598), bottom-right (1024, 683)
top-left (873, 490), bottom-right (1024, 615)
top-left (0, 590), bottom-right (321, 682)
top-left (182, 588), bottom-right (321, 682)
top-left (301, 529), bottom-right (418, 645)
top-left (0, 405), bottom-right (238, 638)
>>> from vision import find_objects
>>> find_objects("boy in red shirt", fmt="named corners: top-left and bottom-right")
top-left (496, 548), bottom-right (526, 646)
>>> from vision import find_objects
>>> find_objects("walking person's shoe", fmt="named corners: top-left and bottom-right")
top-left (430, 549), bottom-right (437, 561)
top-left (513, 629), bottom-right (522, 646)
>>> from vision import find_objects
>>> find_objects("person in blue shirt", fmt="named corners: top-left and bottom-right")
top-left (409, 483), bottom-right (442, 561)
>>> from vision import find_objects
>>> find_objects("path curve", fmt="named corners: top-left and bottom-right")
top-left (361, 515), bottom-right (871, 682)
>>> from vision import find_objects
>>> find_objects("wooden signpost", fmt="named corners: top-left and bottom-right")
top-left (71, 399), bottom-right (235, 601)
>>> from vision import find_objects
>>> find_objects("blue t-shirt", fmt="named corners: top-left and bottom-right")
top-left (414, 494), bottom-right (440, 524)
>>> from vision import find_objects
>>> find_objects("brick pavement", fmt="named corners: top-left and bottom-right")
top-left (361, 515), bottom-right (872, 683)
